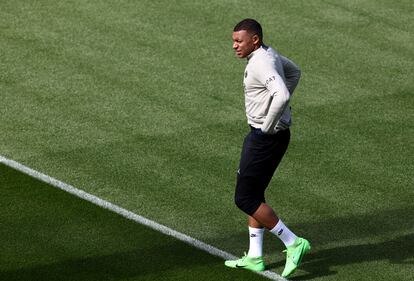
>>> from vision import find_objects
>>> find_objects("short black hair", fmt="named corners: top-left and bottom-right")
top-left (233, 18), bottom-right (263, 41)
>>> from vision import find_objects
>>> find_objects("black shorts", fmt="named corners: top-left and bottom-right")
top-left (234, 127), bottom-right (290, 215)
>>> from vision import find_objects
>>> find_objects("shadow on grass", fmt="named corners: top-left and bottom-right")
top-left (0, 164), bottom-right (267, 281)
top-left (0, 237), bottom-right (268, 281)
top-left (216, 206), bottom-right (414, 279)
top-left (0, 238), bottom-right (216, 281)
top-left (267, 233), bottom-right (414, 280)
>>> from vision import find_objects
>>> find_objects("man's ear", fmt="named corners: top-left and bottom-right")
top-left (252, 34), bottom-right (260, 45)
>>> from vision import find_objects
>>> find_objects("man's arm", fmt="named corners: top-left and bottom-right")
top-left (280, 55), bottom-right (301, 95)
top-left (260, 71), bottom-right (290, 134)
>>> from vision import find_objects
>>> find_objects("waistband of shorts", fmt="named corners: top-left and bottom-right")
top-left (250, 126), bottom-right (265, 135)
top-left (250, 125), bottom-right (288, 136)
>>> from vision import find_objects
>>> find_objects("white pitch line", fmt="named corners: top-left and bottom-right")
top-left (0, 155), bottom-right (287, 281)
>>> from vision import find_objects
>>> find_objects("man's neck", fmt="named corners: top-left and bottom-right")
top-left (247, 45), bottom-right (263, 61)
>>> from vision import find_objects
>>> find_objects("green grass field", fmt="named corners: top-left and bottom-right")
top-left (0, 163), bottom-right (271, 281)
top-left (1, 0), bottom-right (413, 280)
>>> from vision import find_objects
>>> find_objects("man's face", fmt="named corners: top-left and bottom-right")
top-left (232, 30), bottom-right (259, 58)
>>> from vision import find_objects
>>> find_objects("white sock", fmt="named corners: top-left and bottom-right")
top-left (270, 219), bottom-right (298, 247)
top-left (247, 227), bottom-right (265, 257)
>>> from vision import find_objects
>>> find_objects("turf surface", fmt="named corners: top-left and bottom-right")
top-left (0, 164), bottom-right (269, 281)
top-left (1, 0), bottom-right (413, 280)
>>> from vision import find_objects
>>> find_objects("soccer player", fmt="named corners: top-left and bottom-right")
top-left (224, 18), bottom-right (310, 278)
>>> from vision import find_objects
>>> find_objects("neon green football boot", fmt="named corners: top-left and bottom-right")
top-left (281, 237), bottom-right (311, 278)
top-left (225, 253), bottom-right (266, 272)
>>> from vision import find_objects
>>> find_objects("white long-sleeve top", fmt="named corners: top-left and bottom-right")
top-left (243, 45), bottom-right (301, 134)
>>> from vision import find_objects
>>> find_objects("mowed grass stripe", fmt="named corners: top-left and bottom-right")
top-left (0, 156), bottom-right (285, 280)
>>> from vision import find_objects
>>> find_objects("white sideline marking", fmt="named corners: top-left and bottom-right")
top-left (0, 155), bottom-right (287, 281)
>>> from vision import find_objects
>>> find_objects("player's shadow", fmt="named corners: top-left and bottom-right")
top-left (262, 206), bottom-right (414, 279)
top-left (266, 233), bottom-right (414, 280)
top-left (217, 206), bottom-right (414, 278)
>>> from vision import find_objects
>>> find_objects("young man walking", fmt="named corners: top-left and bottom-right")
top-left (225, 18), bottom-right (310, 278)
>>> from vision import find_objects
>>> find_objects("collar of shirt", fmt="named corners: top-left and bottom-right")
top-left (247, 45), bottom-right (265, 61)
